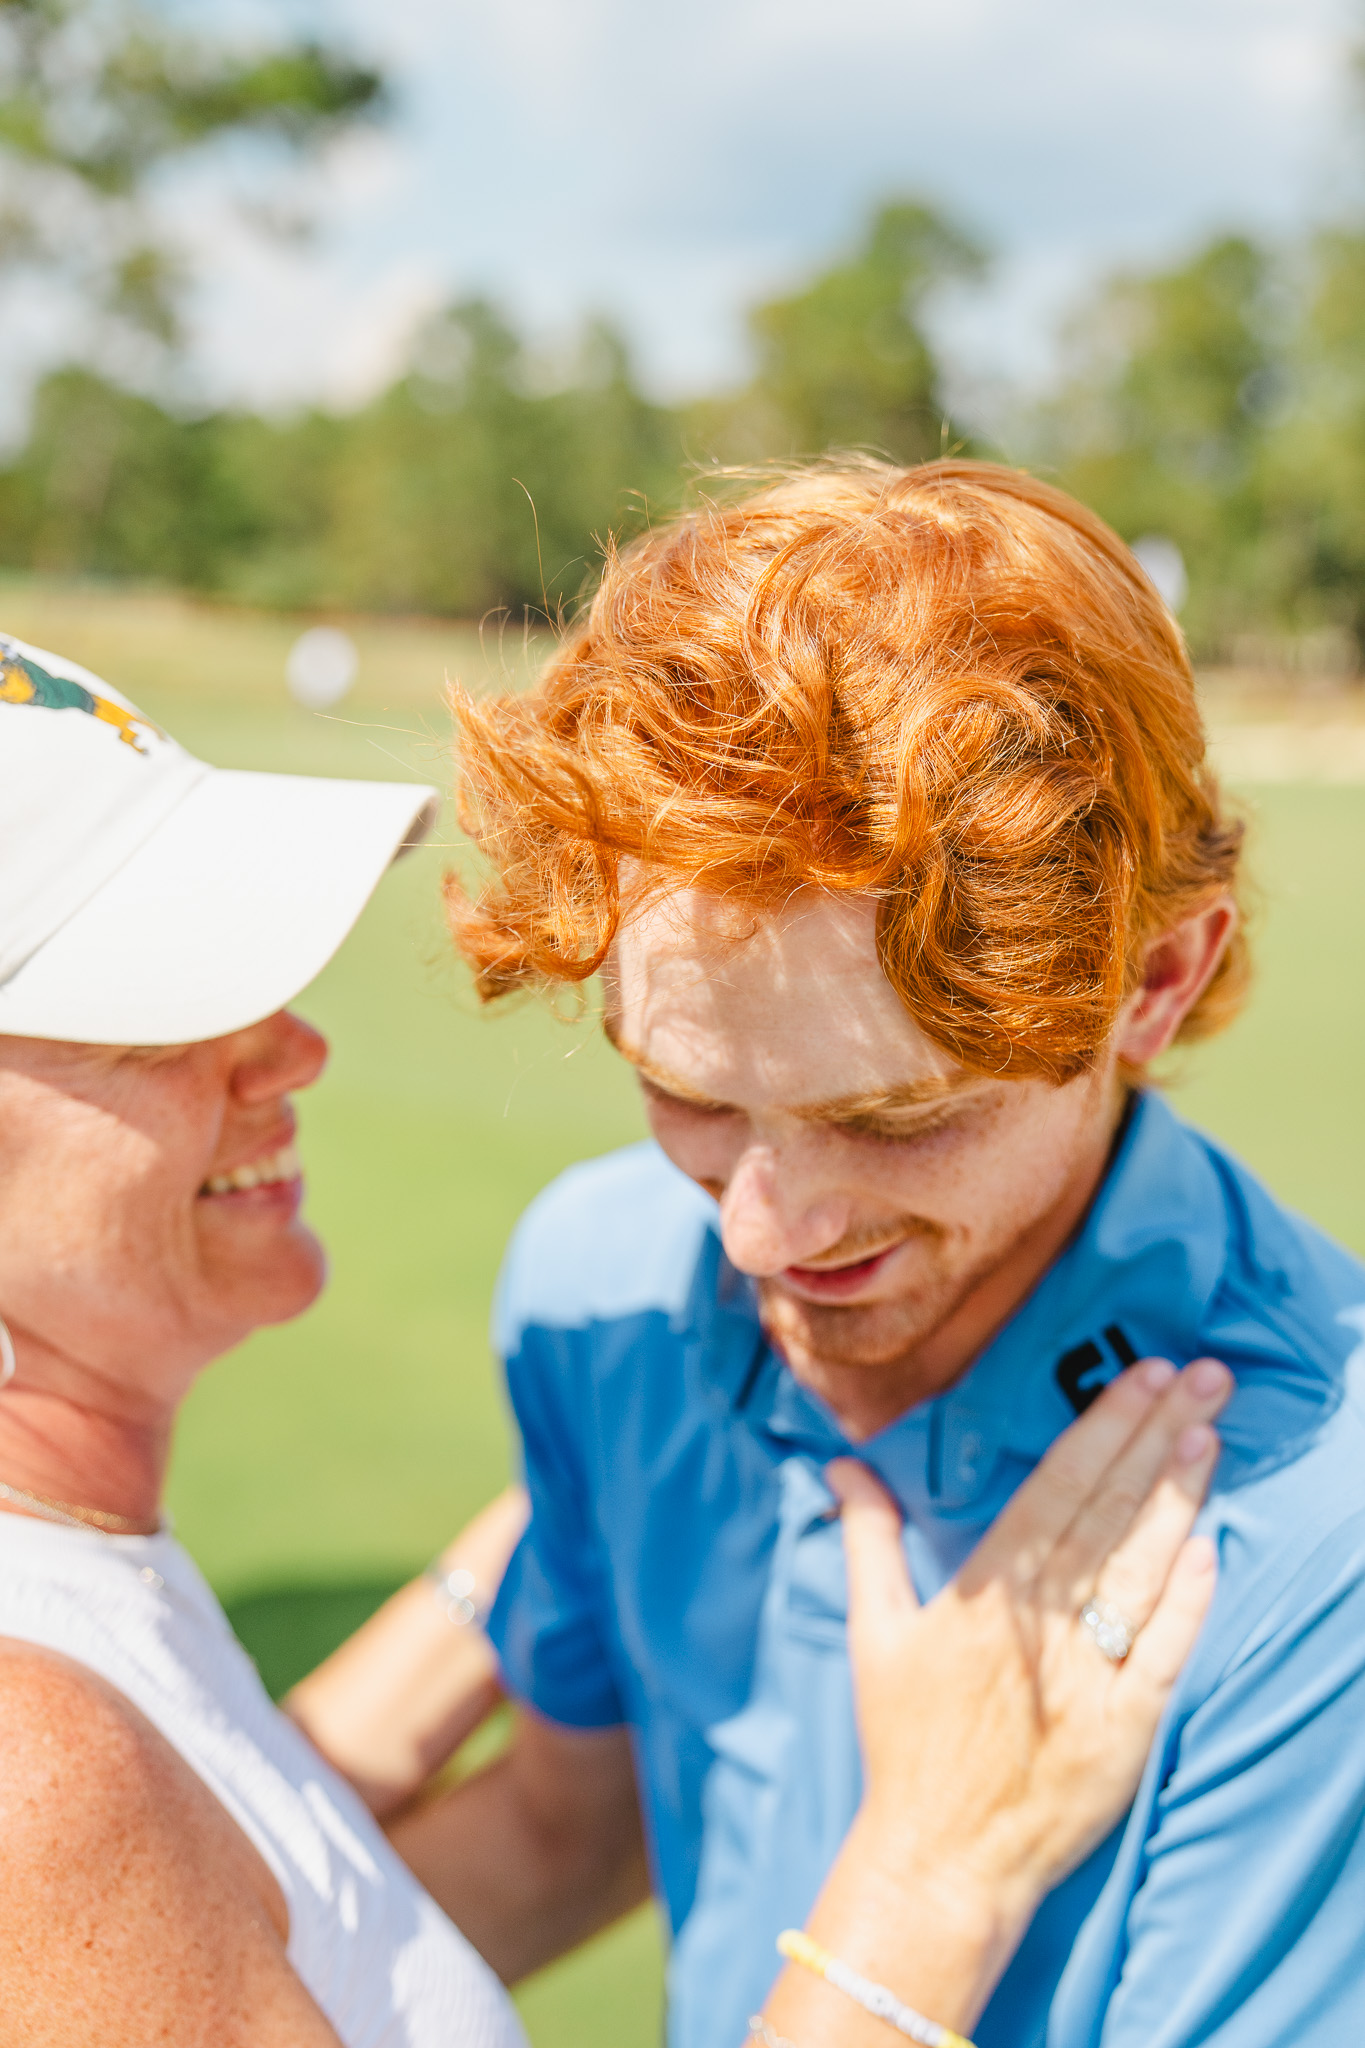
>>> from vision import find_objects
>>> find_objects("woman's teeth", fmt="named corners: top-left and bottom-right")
top-left (201, 1143), bottom-right (301, 1196)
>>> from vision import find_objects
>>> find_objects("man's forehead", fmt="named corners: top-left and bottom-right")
top-left (604, 883), bottom-right (970, 1107)
top-left (601, 1013), bottom-right (975, 1121)
top-left (609, 883), bottom-right (888, 1001)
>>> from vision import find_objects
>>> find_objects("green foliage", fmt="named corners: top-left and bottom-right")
top-left (1042, 237), bottom-right (1281, 652)
top-left (0, 0), bottom-right (384, 344)
top-left (0, 304), bottom-right (682, 618)
top-left (0, 196), bottom-right (987, 618)
top-left (7, 12), bottom-right (1365, 654)
top-left (308, 304), bottom-right (679, 618)
top-left (1255, 230), bottom-right (1365, 649)
top-left (0, 366), bottom-right (264, 580)
top-left (1037, 222), bottom-right (1365, 665)
top-left (684, 198), bottom-right (982, 465)
top-left (0, 3), bottom-right (381, 191)
top-left (748, 200), bottom-right (983, 460)
top-left (16, 176), bottom-right (1365, 652)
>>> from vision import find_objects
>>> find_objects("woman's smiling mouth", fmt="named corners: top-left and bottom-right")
top-left (199, 1141), bottom-right (302, 1199)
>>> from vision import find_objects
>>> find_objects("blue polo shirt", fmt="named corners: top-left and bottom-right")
top-left (487, 1091), bottom-right (1365, 2048)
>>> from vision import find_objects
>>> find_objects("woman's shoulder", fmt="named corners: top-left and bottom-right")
top-left (0, 1635), bottom-right (281, 1894)
top-left (0, 1636), bottom-right (286, 1923)
top-left (0, 1630), bottom-right (140, 1772)
top-left (0, 1637), bottom-right (352, 2045)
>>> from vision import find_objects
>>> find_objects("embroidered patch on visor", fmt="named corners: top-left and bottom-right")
top-left (0, 647), bottom-right (162, 755)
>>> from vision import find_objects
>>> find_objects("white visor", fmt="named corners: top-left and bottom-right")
top-left (0, 632), bottom-right (438, 1045)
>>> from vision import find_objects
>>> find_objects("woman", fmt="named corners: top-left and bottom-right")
top-left (0, 635), bottom-right (1229, 2046)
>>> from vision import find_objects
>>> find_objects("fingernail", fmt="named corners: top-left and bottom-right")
top-left (1189, 1359), bottom-right (1230, 1398)
top-left (1184, 1535), bottom-right (1217, 1574)
top-left (1141, 1358), bottom-right (1177, 1391)
top-left (1176, 1423), bottom-right (1215, 1464)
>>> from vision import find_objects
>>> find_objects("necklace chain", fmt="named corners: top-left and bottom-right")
top-left (0, 1478), bottom-right (159, 1534)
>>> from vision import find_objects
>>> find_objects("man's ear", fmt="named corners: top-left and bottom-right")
top-left (1113, 898), bottom-right (1237, 1067)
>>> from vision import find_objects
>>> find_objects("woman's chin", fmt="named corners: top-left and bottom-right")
top-left (200, 1210), bottom-right (330, 1333)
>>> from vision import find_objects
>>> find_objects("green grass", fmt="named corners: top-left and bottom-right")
top-left (4, 578), bottom-right (1365, 2048)
top-left (1167, 785), bottom-right (1365, 1244)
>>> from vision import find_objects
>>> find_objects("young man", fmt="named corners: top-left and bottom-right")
top-left (397, 463), bottom-right (1365, 2047)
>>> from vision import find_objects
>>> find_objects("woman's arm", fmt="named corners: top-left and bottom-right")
top-left (289, 1479), bottom-right (653, 1974)
top-left (285, 1487), bottom-right (528, 1818)
top-left (0, 1643), bottom-right (346, 2048)
top-left (759, 1355), bottom-right (1229, 2048)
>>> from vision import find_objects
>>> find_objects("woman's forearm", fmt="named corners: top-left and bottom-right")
top-left (285, 1575), bottom-right (505, 1817)
top-left (285, 1488), bottom-right (528, 1817)
top-left (761, 1810), bottom-right (1031, 2048)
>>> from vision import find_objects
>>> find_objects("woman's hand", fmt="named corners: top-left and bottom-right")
top-left (835, 1355), bottom-right (1228, 1925)
top-left (760, 1356), bottom-right (1230, 2048)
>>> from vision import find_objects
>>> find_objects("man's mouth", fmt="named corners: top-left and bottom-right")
top-left (781, 1236), bottom-right (908, 1300)
top-left (199, 1141), bottom-right (302, 1197)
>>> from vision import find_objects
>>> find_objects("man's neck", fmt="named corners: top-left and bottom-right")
top-left (781, 1093), bottom-right (1133, 1444)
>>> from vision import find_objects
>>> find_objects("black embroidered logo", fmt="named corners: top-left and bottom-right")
top-left (1055, 1324), bottom-right (1139, 1414)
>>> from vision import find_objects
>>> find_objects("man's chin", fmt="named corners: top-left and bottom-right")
top-left (758, 1278), bottom-right (949, 1375)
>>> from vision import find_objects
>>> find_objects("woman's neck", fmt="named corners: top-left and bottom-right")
top-left (0, 1382), bottom-right (170, 1533)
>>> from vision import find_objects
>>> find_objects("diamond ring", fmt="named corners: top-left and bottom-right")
top-left (1079, 1597), bottom-right (1135, 1662)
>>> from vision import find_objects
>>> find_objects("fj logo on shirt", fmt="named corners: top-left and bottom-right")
top-left (0, 646), bottom-right (161, 755)
top-left (1055, 1323), bottom-right (1139, 1413)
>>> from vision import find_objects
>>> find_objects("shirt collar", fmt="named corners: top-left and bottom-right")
top-left (910, 1089), bottom-right (1232, 1499)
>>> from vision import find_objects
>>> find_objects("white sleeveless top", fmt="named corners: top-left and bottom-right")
top-left (0, 1514), bottom-right (526, 2048)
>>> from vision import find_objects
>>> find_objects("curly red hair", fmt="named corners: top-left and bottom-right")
top-left (447, 458), bottom-right (1247, 1083)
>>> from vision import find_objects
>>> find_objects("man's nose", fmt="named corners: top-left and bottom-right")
top-left (718, 1144), bottom-right (851, 1277)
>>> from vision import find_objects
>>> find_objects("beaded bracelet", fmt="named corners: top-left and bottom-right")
top-left (748, 2017), bottom-right (796, 2048)
top-left (777, 1930), bottom-right (977, 2048)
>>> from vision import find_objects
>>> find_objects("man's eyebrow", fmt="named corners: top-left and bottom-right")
top-left (602, 1014), bottom-right (976, 1121)
top-left (603, 1016), bottom-right (736, 1110)
top-left (788, 1078), bottom-right (977, 1123)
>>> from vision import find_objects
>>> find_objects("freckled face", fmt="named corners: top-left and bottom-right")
top-left (0, 1012), bottom-right (329, 1407)
top-left (606, 889), bottom-right (1124, 1414)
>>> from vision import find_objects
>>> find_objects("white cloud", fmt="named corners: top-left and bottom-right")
top-left (181, 218), bottom-right (447, 415)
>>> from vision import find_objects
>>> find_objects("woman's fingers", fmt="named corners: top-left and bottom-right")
top-left (1118, 1534), bottom-right (1218, 1700)
top-left (828, 1459), bottom-right (920, 1640)
top-left (964, 1359), bottom-right (1178, 1592)
top-left (1084, 1423), bottom-right (1220, 1633)
top-left (1041, 1360), bottom-right (1231, 1611)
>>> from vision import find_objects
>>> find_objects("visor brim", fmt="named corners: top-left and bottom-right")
top-left (0, 768), bottom-right (440, 1045)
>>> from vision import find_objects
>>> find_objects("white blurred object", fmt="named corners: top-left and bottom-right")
top-left (286, 627), bottom-right (359, 710)
top-left (1130, 535), bottom-right (1188, 615)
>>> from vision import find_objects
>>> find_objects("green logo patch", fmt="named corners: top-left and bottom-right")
top-left (0, 645), bottom-right (161, 754)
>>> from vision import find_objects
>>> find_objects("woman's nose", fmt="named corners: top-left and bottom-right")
top-left (231, 1010), bottom-right (329, 1101)
top-left (718, 1146), bottom-right (850, 1277)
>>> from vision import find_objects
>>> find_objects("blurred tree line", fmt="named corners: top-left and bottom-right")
top-left (1036, 228), bottom-right (1365, 666)
top-left (6, 3), bottom-right (1365, 659)
top-left (0, 179), bottom-right (978, 619)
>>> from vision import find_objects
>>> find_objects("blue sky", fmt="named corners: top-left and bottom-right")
top-left (170, 0), bottom-right (1360, 420)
